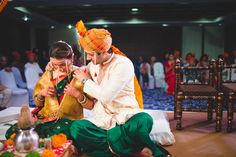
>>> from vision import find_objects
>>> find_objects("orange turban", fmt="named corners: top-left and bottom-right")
top-left (76, 20), bottom-right (144, 109)
top-left (79, 28), bottom-right (112, 54)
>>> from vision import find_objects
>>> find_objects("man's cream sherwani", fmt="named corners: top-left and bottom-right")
top-left (84, 53), bottom-right (142, 129)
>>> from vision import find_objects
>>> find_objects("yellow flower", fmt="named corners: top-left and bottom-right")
top-left (51, 133), bottom-right (67, 148)
top-left (10, 133), bottom-right (16, 140)
top-left (41, 149), bottom-right (55, 157)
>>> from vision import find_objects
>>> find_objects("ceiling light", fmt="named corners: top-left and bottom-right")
top-left (23, 16), bottom-right (29, 21)
top-left (68, 25), bottom-right (72, 29)
top-left (162, 24), bottom-right (168, 27)
top-left (14, 7), bottom-right (31, 14)
top-left (82, 4), bottom-right (92, 7)
top-left (87, 19), bottom-right (110, 25)
top-left (51, 26), bottom-right (55, 29)
top-left (131, 8), bottom-right (139, 12)
top-left (214, 17), bottom-right (224, 22)
top-left (103, 25), bottom-right (108, 28)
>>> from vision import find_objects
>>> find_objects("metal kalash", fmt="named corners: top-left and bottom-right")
top-left (14, 106), bottom-right (39, 153)
top-left (14, 128), bottom-right (39, 153)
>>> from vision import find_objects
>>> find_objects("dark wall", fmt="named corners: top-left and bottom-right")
top-left (0, 17), bottom-right (30, 56)
top-left (225, 25), bottom-right (236, 53)
top-left (108, 25), bottom-right (182, 61)
top-left (35, 28), bottom-right (49, 51)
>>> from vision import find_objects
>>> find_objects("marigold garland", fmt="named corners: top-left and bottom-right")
top-left (41, 149), bottom-right (55, 157)
top-left (4, 139), bottom-right (14, 147)
top-left (4, 133), bottom-right (15, 149)
top-left (51, 133), bottom-right (67, 148)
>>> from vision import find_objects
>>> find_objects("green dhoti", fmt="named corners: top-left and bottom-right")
top-left (70, 112), bottom-right (169, 157)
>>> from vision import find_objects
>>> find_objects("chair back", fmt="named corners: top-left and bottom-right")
top-left (153, 62), bottom-right (165, 78)
top-left (0, 69), bottom-right (18, 89)
top-left (25, 68), bottom-right (40, 89)
top-left (12, 67), bottom-right (27, 88)
top-left (217, 59), bottom-right (236, 90)
top-left (175, 59), bottom-right (216, 92)
top-left (153, 62), bottom-right (167, 88)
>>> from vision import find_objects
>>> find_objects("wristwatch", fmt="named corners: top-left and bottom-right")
top-left (82, 79), bottom-right (88, 84)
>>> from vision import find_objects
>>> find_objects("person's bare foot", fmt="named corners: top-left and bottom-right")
top-left (69, 145), bottom-right (78, 156)
top-left (133, 147), bottom-right (153, 157)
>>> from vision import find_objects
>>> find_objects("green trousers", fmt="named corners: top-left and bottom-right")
top-left (70, 112), bottom-right (169, 157)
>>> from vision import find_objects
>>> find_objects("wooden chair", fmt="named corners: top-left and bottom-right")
top-left (218, 59), bottom-right (236, 132)
top-left (174, 59), bottom-right (223, 132)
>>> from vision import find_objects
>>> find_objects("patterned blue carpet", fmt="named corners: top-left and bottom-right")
top-left (143, 89), bottom-right (174, 111)
top-left (142, 89), bottom-right (229, 111)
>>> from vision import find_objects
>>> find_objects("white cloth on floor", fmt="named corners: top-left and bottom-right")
top-left (144, 110), bottom-right (175, 145)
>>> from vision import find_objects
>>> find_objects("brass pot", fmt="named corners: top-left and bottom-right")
top-left (14, 128), bottom-right (39, 153)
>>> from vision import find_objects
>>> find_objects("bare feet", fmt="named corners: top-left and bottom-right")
top-left (69, 145), bottom-right (78, 156)
top-left (133, 147), bottom-right (153, 157)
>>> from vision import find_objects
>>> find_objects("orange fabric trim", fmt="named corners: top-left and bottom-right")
top-left (0, 0), bottom-right (8, 13)
top-left (111, 45), bottom-right (144, 109)
top-left (75, 20), bottom-right (87, 37)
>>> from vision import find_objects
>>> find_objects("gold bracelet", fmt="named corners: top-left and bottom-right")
top-left (36, 95), bottom-right (44, 102)
top-left (78, 94), bottom-right (87, 105)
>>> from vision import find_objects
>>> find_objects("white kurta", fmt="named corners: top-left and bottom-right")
top-left (24, 62), bottom-right (43, 74)
top-left (84, 53), bottom-right (141, 130)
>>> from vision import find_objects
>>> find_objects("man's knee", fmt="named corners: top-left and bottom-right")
top-left (135, 112), bottom-right (153, 131)
top-left (136, 112), bottom-right (153, 125)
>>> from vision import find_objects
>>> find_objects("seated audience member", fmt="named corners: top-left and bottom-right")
top-left (184, 52), bottom-right (197, 83)
top-left (24, 51), bottom-right (44, 106)
top-left (10, 51), bottom-right (26, 81)
top-left (197, 54), bottom-right (209, 83)
top-left (0, 55), bottom-right (8, 70)
top-left (1, 55), bottom-right (27, 89)
top-left (0, 81), bottom-right (12, 110)
top-left (24, 51), bottom-right (43, 76)
top-left (0, 55), bottom-right (11, 72)
top-left (5, 41), bottom-right (86, 139)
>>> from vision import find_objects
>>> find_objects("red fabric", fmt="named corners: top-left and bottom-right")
top-left (59, 94), bottom-right (65, 103)
top-left (50, 75), bottom-right (67, 82)
top-left (165, 62), bottom-right (175, 95)
top-left (50, 74), bottom-right (68, 103)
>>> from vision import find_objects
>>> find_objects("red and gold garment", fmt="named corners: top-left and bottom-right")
top-left (33, 71), bottom-right (84, 122)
